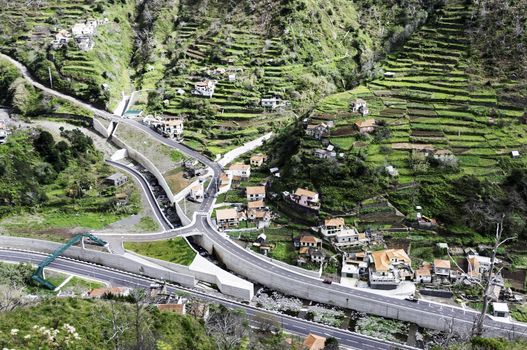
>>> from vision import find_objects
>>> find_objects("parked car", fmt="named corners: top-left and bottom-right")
top-left (405, 295), bottom-right (418, 303)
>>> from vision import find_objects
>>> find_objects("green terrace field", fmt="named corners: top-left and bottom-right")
top-left (147, 16), bottom-right (315, 155)
top-left (0, 0), bottom-right (135, 109)
top-left (312, 0), bottom-right (527, 186)
top-left (124, 238), bottom-right (196, 266)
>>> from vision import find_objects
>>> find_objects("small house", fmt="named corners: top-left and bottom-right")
top-left (433, 259), bottom-right (451, 279)
top-left (350, 98), bottom-right (369, 116)
top-left (216, 208), bottom-right (239, 229)
top-left (492, 302), bottom-right (509, 318)
top-left (305, 123), bottom-right (329, 140)
top-left (247, 209), bottom-right (271, 229)
top-left (246, 186), bottom-right (266, 201)
top-left (228, 74), bottom-right (236, 82)
top-left (291, 188), bottom-right (320, 210)
top-left (302, 333), bottom-right (326, 350)
top-left (320, 217), bottom-right (345, 237)
top-left (247, 200), bottom-right (265, 210)
top-left (105, 173), bottom-right (128, 187)
top-left (415, 263), bottom-right (432, 284)
top-left (188, 183), bottom-right (204, 202)
top-left (114, 193), bottom-right (129, 207)
top-left (227, 163), bottom-right (251, 179)
top-left (299, 235), bottom-right (321, 248)
top-left (309, 248), bottom-right (326, 264)
top-left (261, 97), bottom-right (288, 110)
top-left (368, 249), bottom-right (412, 289)
top-left (157, 303), bottom-right (186, 315)
top-left (192, 80), bottom-right (217, 98)
top-left (354, 119), bottom-right (376, 134)
top-left (512, 150), bottom-right (520, 158)
top-left (250, 154), bottom-right (268, 167)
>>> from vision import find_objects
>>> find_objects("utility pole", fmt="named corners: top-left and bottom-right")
top-left (48, 67), bottom-right (53, 89)
top-left (474, 217), bottom-right (515, 336)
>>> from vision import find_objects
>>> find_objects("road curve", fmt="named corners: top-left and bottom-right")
top-left (3, 52), bottom-right (527, 339)
top-left (0, 249), bottom-right (415, 350)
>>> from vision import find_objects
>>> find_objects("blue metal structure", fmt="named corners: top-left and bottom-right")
top-left (31, 233), bottom-right (108, 290)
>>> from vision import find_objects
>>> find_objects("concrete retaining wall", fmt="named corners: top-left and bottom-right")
top-left (196, 233), bottom-right (518, 338)
top-left (0, 236), bottom-right (196, 287)
top-left (93, 116), bottom-right (114, 138)
top-left (111, 124), bottom-right (190, 226)
top-left (135, 253), bottom-right (253, 300)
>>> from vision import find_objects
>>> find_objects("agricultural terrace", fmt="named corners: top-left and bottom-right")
top-left (147, 13), bottom-right (313, 155)
top-left (0, 0), bottom-right (135, 109)
top-left (314, 0), bottom-right (527, 186)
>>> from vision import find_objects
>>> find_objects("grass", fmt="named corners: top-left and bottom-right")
top-left (133, 217), bottom-right (160, 232)
top-left (269, 242), bottom-right (298, 265)
top-left (124, 238), bottom-right (196, 266)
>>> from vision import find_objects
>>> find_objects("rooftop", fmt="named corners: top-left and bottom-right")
top-left (216, 208), bottom-right (238, 221)
top-left (434, 259), bottom-right (451, 269)
top-left (294, 188), bottom-right (318, 198)
top-left (246, 186), bottom-right (266, 195)
top-left (229, 163), bottom-right (250, 171)
top-left (248, 200), bottom-right (265, 209)
top-left (355, 119), bottom-right (376, 128)
top-left (325, 217), bottom-right (344, 227)
top-left (303, 333), bottom-right (326, 350)
top-left (371, 249), bottom-right (411, 272)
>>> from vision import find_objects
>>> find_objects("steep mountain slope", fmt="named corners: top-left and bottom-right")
top-left (142, 0), bottom-right (442, 155)
top-left (265, 0), bottom-right (527, 237)
top-left (0, 0), bottom-right (136, 110)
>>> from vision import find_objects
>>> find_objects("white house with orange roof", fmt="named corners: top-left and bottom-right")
top-left (368, 249), bottom-right (412, 289)
top-left (291, 188), bottom-right (320, 211)
top-left (246, 186), bottom-right (266, 201)
top-left (215, 208), bottom-right (240, 229)
top-left (227, 163), bottom-right (251, 179)
top-left (320, 217), bottom-right (345, 237)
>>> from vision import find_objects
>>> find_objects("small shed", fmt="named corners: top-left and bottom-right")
top-left (105, 173), bottom-right (128, 187)
top-left (512, 150), bottom-right (520, 158)
top-left (492, 302), bottom-right (509, 318)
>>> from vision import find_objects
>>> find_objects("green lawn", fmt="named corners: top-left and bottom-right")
top-left (124, 238), bottom-right (196, 266)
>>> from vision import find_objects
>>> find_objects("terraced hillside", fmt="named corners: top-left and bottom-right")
top-left (313, 0), bottom-right (527, 184)
top-left (265, 0), bottom-right (527, 221)
top-left (142, 0), bottom-right (442, 156)
top-left (0, 0), bottom-right (135, 109)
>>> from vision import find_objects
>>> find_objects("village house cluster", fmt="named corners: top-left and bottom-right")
top-left (215, 155), bottom-right (273, 230)
top-left (51, 18), bottom-right (109, 51)
top-left (143, 114), bottom-right (184, 140)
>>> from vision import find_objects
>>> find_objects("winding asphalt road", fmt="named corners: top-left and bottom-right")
top-left (2, 52), bottom-right (527, 340)
top-left (0, 249), bottom-right (415, 350)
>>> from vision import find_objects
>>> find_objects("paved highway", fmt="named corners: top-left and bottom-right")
top-left (3, 52), bottom-right (527, 339)
top-left (0, 249), bottom-right (415, 350)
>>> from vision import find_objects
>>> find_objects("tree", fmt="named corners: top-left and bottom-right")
top-left (205, 305), bottom-right (249, 350)
top-left (473, 218), bottom-right (516, 336)
top-left (323, 337), bottom-right (339, 350)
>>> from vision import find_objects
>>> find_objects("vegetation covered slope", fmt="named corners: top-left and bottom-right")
top-left (0, 0), bottom-right (136, 110)
top-left (265, 0), bottom-right (527, 239)
top-left (135, 0), bottom-right (442, 155)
